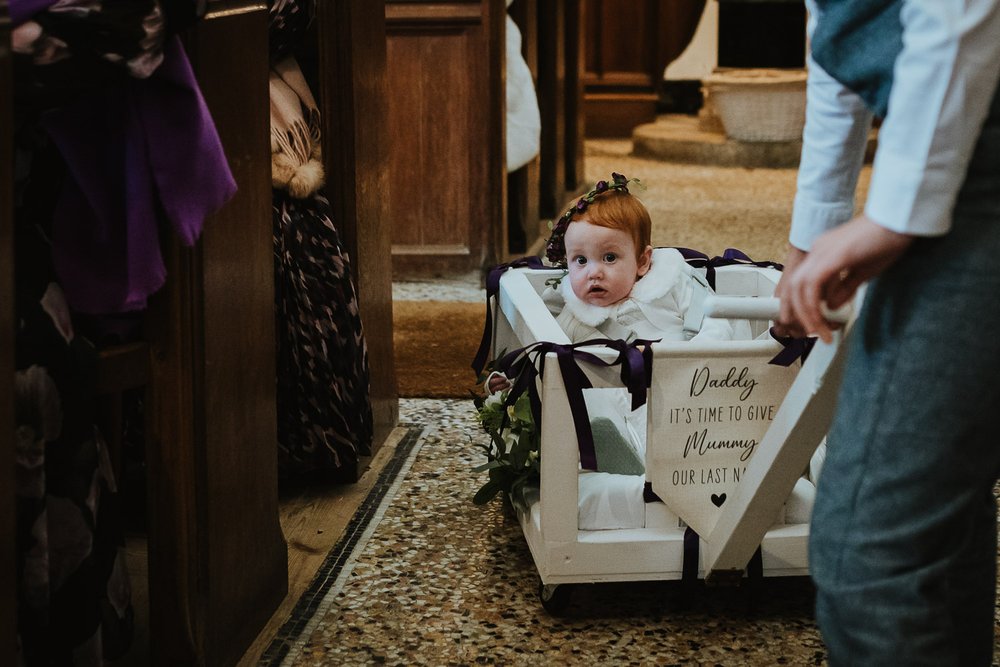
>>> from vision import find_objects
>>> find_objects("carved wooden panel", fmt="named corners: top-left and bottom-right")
top-left (145, 3), bottom-right (286, 665)
top-left (1, 3), bottom-right (16, 664)
top-left (386, 0), bottom-right (505, 277)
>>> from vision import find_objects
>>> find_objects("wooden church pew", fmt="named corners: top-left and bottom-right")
top-left (375, 0), bottom-right (588, 272)
top-left (507, 0), bottom-right (589, 257)
top-left (140, 4), bottom-right (287, 664)
top-left (506, 0), bottom-right (541, 256)
top-left (581, 0), bottom-right (705, 138)
top-left (4, 1), bottom-right (401, 662)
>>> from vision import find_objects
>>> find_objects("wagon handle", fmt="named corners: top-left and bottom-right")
top-left (703, 296), bottom-right (852, 324)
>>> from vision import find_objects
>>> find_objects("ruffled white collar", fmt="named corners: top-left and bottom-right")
top-left (559, 248), bottom-right (686, 326)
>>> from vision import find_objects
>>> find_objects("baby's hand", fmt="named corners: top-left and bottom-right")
top-left (486, 372), bottom-right (511, 394)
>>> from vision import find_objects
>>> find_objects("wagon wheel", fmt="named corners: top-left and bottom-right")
top-left (538, 581), bottom-right (572, 616)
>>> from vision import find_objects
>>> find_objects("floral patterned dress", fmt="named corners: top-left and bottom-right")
top-left (269, 0), bottom-right (374, 484)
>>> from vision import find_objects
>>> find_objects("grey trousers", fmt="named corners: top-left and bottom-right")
top-left (810, 87), bottom-right (1000, 665)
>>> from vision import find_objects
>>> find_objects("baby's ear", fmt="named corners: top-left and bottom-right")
top-left (636, 245), bottom-right (653, 277)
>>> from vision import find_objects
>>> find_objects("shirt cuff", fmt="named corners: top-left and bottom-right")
top-left (789, 194), bottom-right (857, 251)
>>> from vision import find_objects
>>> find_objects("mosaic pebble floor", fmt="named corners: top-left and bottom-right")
top-left (274, 399), bottom-right (835, 666)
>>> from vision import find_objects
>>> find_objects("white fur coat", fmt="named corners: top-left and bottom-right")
top-left (553, 248), bottom-right (735, 343)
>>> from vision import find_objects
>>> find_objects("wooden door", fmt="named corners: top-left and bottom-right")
top-left (316, 0), bottom-right (399, 451)
top-left (385, 0), bottom-right (506, 277)
top-left (144, 4), bottom-right (287, 664)
top-left (1, 3), bottom-right (16, 664)
top-left (583, 0), bottom-right (705, 137)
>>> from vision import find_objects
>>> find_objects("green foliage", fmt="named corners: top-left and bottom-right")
top-left (470, 371), bottom-right (540, 509)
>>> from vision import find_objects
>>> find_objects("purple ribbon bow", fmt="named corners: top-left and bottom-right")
top-left (673, 247), bottom-right (784, 290)
top-left (673, 247), bottom-right (810, 365)
top-left (471, 256), bottom-right (547, 377)
top-left (495, 338), bottom-right (655, 471)
top-left (767, 328), bottom-right (816, 366)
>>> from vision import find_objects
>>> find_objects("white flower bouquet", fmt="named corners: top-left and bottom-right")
top-left (471, 387), bottom-right (539, 507)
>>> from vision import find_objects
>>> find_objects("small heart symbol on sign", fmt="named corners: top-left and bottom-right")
top-left (711, 493), bottom-right (727, 507)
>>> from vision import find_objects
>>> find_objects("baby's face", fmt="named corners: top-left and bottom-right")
top-left (564, 220), bottom-right (650, 307)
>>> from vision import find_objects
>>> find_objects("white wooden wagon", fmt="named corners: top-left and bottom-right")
top-left (486, 260), bottom-right (852, 612)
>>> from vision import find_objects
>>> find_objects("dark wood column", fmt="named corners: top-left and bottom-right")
top-left (385, 0), bottom-right (506, 277)
top-left (316, 0), bottom-right (398, 452)
top-left (537, 0), bottom-right (586, 218)
top-left (1, 3), bottom-right (16, 665)
top-left (144, 3), bottom-right (287, 665)
top-left (506, 0), bottom-right (542, 256)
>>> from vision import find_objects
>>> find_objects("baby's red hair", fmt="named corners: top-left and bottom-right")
top-left (567, 190), bottom-right (652, 259)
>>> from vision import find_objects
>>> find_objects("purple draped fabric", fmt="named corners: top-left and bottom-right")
top-left (13, 0), bottom-right (237, 313)
top-left (9, 0), bottom-right (56, 25)
top-left (43, 36), bottom-right (237, 313)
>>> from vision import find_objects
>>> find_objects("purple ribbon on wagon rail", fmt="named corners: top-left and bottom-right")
top-left (767, 328), bottom-right (816, 366)
top-left (672, 247), bottom-right (811, 366)
top-left (495, 338), bottom-right (656, 471)
top-left (471, 256), bottom-right (547, 377)
top-left (643, 481), bottom-right (663, 503)
top-left (673, 247), bottom-right (784, 291)
top-left (682, 526), bottom-right (700, 583)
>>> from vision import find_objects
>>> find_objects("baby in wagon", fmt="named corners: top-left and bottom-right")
top-left (484, 174), bottom-right (755, 528)
top-left (544, 172), bottom-right (736, 345)
top-left (487, 172), bottom-right (737, 394)
top-left (497, 174), bottom-right (750, 527)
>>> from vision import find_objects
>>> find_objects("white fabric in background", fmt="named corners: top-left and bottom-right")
top-left (578, 472), bottom-right (647, 530)
top-left (577, 388), bottom-right (647, 529)
top-left (582, 387), bottom-right (647, 462)
top-left (505, 3), bottom-right (541, 172)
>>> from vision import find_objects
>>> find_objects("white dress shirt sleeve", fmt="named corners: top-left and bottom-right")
top-left (866, 0), bottom-right (1000, 237)
top-left (791, 0), bottom-right (1000, 249)
top-left (790, 53), bottom-right (873, 251)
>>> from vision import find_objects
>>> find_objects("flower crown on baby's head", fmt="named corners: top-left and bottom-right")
top-left (544, 172), bottom-right (641, 268)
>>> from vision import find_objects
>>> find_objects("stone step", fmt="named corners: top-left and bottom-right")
top-left (632, 114), bottom-right (876, 169)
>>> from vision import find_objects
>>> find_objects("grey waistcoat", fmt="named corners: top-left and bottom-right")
top-left (810, 0), bottom-right (904, 117)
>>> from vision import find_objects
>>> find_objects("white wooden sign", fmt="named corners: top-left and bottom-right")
top-left (646, 352), bottom-right (799, 537)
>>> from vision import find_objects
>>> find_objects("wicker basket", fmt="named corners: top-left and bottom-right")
top-left (704, 68), bottom-right (807, 142)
